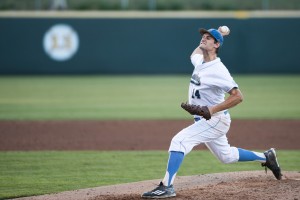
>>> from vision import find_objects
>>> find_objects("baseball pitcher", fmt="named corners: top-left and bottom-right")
top-left (141, 26), bottom-right (282, 199)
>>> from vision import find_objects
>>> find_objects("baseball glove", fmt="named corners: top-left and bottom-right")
top-left (181, 102), bottom-right (211, 120)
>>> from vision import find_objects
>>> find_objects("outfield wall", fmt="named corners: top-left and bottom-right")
top-left (0, 11), bottom-right (299, 74)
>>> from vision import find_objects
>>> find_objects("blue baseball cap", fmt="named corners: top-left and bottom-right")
top-left (199, 28), bottom-right (224, 46)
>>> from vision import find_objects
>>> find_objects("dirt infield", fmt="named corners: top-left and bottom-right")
top-left (2, 119), bottom-right (300, 200)
top-left (0, 119), bottom-right (299, 150)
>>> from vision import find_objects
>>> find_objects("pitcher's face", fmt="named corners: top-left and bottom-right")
top-left (199, 33), bottom-right (220, 51)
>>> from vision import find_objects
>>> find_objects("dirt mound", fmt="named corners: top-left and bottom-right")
top-left (17, 171), bottom-right (300, 200)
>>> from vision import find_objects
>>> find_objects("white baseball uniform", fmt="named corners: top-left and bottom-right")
top-left (169, 54), bottom-right (239, 163)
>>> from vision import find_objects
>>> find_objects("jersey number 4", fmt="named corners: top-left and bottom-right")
top-left (192, 89), bottom-right (201, 99)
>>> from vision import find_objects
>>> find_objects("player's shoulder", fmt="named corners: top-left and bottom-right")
top-left (210, 58), bottom-right (226, 71)
top-left (214, 60), bottom-right (234, 77)
top-left (216, 59), bottom-right (230, 71)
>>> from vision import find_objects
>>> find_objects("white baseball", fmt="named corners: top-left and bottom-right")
top-left (220, 26), bottom-right (230, 34)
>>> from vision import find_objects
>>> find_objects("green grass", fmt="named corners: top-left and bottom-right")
top-left (0, 150), bottom-right (299, 199)
top-left (233, 75), bottom-right (300, 119)
top-left (0, 75), bottom-right (299, 120)
top-left (0, 75), bottom-right (299, 199)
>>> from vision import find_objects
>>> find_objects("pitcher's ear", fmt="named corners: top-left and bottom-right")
top-left (214, 42), bottom-right (220, 49)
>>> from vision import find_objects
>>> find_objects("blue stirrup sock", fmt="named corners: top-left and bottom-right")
top-left (238, 148), bottom-right (266, 162)
top-left (162, 151), bottom-right (184, 186)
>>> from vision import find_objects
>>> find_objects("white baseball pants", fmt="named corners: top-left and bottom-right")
top-left (169, 112), bottom-right (239, 164)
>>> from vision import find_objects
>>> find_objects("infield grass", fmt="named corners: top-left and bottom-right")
top-left (0, 75), bottom-right (299, 120)
top-left (0, 150), bottom-right (299, 199)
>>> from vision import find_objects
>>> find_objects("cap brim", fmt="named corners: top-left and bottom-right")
top-left (199, 28), bottom-right (214, 38)
top-left (199, 28), bottom-right (209, 35)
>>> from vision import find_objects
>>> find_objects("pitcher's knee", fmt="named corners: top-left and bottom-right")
top-left (219, 155), bottom-right (236, 164)
top-left (169, 137), bottom-right (183, 152)
top-left (217, 147), bottom-right (239, 164)
top-left (168, 136), bottom-right (190, 155)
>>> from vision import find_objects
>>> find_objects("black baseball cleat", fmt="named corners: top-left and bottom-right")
top-left (261, 148), bottom-right (282, 180)
top-left (141, 182), bottom-right (176, 199)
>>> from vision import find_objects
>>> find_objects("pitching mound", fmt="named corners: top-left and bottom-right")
top-left (18, 171), bottom-right (300, 200)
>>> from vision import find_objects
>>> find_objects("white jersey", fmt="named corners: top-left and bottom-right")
top-left (189, 54), bottom-right (238, 116)
top-left (167, 53), bottom-right (242, 180)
